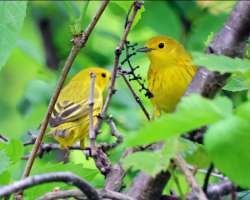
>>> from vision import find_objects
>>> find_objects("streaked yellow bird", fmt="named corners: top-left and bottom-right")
top-left (137, 36), bottom-right (196, 117)
top-left (49, 67), bottom-right (111, 149)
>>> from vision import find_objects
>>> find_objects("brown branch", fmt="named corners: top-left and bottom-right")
top-left (38, 189), bottom-right (135, 200)
top-left (22, 143), bottom-right (88, 160)
top-left (119, 70), bottom-right (151, 121)
top-left (95, 0), bottom-right (143, 133)
top-left (188, 180), bottom-right (238, 200)
top-left (100, 116), bottom-right (123, 151)
top-left (174, 154), bottom-right (208, 200)
top-left (21, 0), bottom-right (109, 179)
top-left (88, 72), bottom-right (97, 156)
top-left (0, 172), bottom-right (100, 200)
top-left (186, 1), bottom-right (250, 97)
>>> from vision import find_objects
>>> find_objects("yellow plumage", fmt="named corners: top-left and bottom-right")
top-left (138, 36), bottom-right (196, 116)
top-left (48, 67), bottom-right (111, 149)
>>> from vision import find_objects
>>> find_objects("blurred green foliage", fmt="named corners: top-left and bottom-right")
top-left (1, 0), bottom-right (250, 198)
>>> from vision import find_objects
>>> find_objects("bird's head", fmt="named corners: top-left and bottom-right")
top-left (137, 36), bottom-right (188, 64)
top-left (87, 67), bottom-right (111, 90)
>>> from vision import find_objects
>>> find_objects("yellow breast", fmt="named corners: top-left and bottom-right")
top-left (148, 63), bottom-right (196, 116)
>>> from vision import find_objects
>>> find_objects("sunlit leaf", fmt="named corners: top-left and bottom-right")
top-left (126, 95), bottom-right (228, 146)
top-left (0, 1), bottom-right (27, 70)
top-left (123, 138), bottom-right (179, 176)
top-left (223, 74), bottom-right (249, 92)
top-left (192, 52), bottom-right (250, 73)
top-left (0, 150), bottom-right (10, 174)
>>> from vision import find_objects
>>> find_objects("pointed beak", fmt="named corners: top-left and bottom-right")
top-left (136, 47), bottom-right (154, 53)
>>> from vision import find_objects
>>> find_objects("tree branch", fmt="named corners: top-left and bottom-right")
top-left (95, 0), bottom-right (143, 133)
top-left (188, 180), bottom-right (237, 200)
top-left (174, 154), bottom-right (208, 200)
top-left (21, 0), bottom-right (109, 179)
top-left (0, 172), bottom-right (100, 200)
top-left (119, 70), bottom-right (151, 121)
top-left (186, 1), bottom-right (250, 97)
top-left (37, 189), bottom-right (135, 200)
top-left (88, 72), bottom-right (97, 155)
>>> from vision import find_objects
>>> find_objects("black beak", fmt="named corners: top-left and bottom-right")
top-left (136, 47), bottom-right (154, 53)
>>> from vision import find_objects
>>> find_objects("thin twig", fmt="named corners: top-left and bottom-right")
top-left (123, 41), bottom-right (153, 98)
top-left (37, 189), bottom-right (135, 200)
top-left (21, 0), bottom-right (109, 179)
top-left (88, 72), bottom-right (97, 156)
top-left (0, 172), bottom-right (100, 200)
top-left (0, 134), bottom-right (8, 142)
top-left (174, 154), bottom-right (208, 200)
top-left (22, 143), bottom-right (88, 160)
top-left (95, 0), bottom-right (143, 133)
top-left (203, 163), bottom-right (214, 193)
top-left (119, 71), bottom-right (150, 121)
top-left (100, 116), bottom-right (123, 151)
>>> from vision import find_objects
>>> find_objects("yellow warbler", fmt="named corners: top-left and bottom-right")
top-left (138, 36), bottom-right (196, 116)
top-left (49, 67), bottom-right (111, 149)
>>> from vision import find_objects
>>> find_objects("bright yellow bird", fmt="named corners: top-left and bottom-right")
top-left (49, 67), bottom-right (111, 149)
top-left (138, 36), bottom-right (196, 117)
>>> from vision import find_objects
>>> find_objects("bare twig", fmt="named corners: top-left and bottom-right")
top-left (21, 0), bottom-right (109, 179)
top-left (122, 41), bottom-right (153, 99)
top-left (88, 72), bottom-right (97, 156)
top-left (22, 143), bottom-right (88, 160)
top-left (119, 71), bottom-right (151, 121)
top-left (0, 172), bottom-right (100, 200)
top-left (37, 189), bottom-right (86, 200)
top-left (174, 154), bottom-right (208, 200)
top-left (0, 134), bottom-right (8, 142)
top-left (38, 189), bottom-right (135, 200)
top-left (95, 0), bottom-right (143, 133)
top-left (100, 116), bottom-right (123, 151)
top-left (203, 163), bottom-right (214, 194)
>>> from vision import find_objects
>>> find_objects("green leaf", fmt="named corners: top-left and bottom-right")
top-left (131, 4), bottom-right (145, 30)
top-left (0, 171), bottom-right (11, 185)
top-left (185, 141), bottom-right (211, 168)
top-left (126, 95), bottom-right (227, 146)
top-left (192, 52), bottom-right (250, 73)
top-left (123, 138), bottom-right (180, 176)
top-left (236, 101), bottom-right (250, 121)
top-left (0, 150), bottom-right (10, 174)
top-left (5, 139), bottom-right (24, 164)
top-left (32, 162), bottom-right (99, 182)
top-left (205, 116), bottom-right (250, 188)
top-left (0, 1), bottom-right (27, 70)
top-left (223, 74), bottom-right (249, 92)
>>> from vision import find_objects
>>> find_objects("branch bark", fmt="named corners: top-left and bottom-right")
top-left (186, 1), bottom-right (250, 97)
top-left (38, 189), bottom-right (135, 200)
top-left (21, 0), bottom-right (109, 179)
top-left (174, 154), bottom-right (207, 200)
top-left (0, 172), bottom-right (100, 200)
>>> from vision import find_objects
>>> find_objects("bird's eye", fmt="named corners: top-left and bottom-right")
top-left (101, 73), bottom-right (106, 78)
top-left (158, 42), bottom-right (164, 49)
